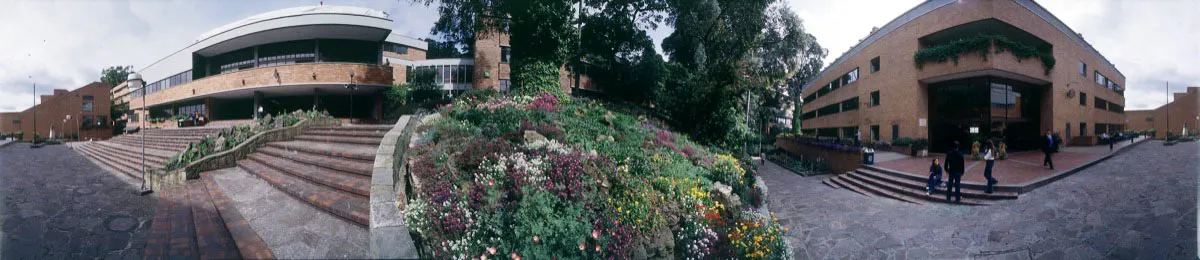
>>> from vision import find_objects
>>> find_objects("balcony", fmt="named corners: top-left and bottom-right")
top-left (131, 63), bottom-right (393, 109)
top-left (915, 19), bottom-right (1054, 84)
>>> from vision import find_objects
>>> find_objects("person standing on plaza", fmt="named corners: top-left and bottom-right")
top-left (1101, 132), bottom-right (1111, 151)
top-left (982, 140), bottom-right (997, 194)
top-left (944, 141), bottom-right (965, 203)
top-left (1042, 129), bottom-right (1055, 170)
top-left (926, 158), bottom-right (943, 196)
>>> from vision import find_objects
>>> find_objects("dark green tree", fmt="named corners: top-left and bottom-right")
top-left (102, 65), bottom-right (134, 136)
top-left (577, 0), bottom-right (668, 104)
top-left (424, 38), bottom-right (471, 59)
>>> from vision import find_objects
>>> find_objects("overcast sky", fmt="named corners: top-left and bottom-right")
top-left (0, 0), bottom-right (1195, 113)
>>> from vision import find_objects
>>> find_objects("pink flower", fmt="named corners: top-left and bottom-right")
top-left (511, 252), bottom-right (522, 260)
top-left (592, 229), bottom-right (600, 239)
top-left (533, 236), bottom-right (540, 243)
top-left (488, 247), bottom-right (497, 255)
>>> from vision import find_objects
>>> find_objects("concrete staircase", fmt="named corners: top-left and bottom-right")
top-left (823, 165), bottom-right (1019, 205)
top-left (75, 127), bottom-right (224, 180)
top-left (235, 124), bottom-right (391, 227)
top-left (143, 174), bottom-right (274, 259)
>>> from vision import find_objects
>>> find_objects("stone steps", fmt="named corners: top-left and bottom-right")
top-left (293, 134), bottom-right (383, 145)
top-left (302, 128), bottom-right (388, 138)
top-left (248, 153), bottom-right (371, 197)
top-left (75, 143), bottom-right (154, 180)
top-left (825, 166), bottom-right (1019, 205)
top-left (256, 146), bottom-right (373, 176)
top-left (107, 138), bottom-right (189, 151)
top-left (264, 141), bottom-right (377, 161)
top-left (237, 159), bottom-right (370, 227)
top-left (143, 178), bottom-right (274, 259)
top-left (89, 142), bottom-right (171, 166)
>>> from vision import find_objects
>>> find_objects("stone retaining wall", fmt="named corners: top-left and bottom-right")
top-left (776, 137), bottom-right (863, 174)
top-left (369, 115), bottom-right (419, 259)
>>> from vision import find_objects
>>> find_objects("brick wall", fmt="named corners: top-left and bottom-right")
top-left (799, 0), bottom-right (1126, 144)
top-left (1124, 87), bottom-right (1199, 138)
top-left (2, 82), bottom-right (113, 141)
top-left (775, 137), bottom-right (864, 175)
top-left (130, 63), bottom-right (393, 111)
top-left (473, 28), bottom-right (510, 90)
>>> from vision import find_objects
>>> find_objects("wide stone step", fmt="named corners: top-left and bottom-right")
top-left (107, 138), bottom-right (188, 152)
top-left (848, 172), bottom-right (992, 206)
top-left (294, 134), bottom-right (383, 146)
top-left (302, 128), bottom-right (388, 138)
top-left (76, 144), bottom-right (151, 180)
top-left (89, 142), bottom-right (170, 166)
top-left (856, 168), bottom-right (1018, 200)
top-left (248, 153), bottom-right (370, 198)
top-left (829, 175), bottom-right (875, 198)
top-left (841, 173), bottom-right (925, 205)
top-left (143, 180), bottom-right (274, 259)
top-left (112, 136), bottom-right (203, 146)
top-left (257, 146), bottom-right (373, 176)
top-left (822, 178), bottom-right (843, 189)
top-left (95, 142), bottom-right (175, 161)
top-left (265, 141), bottom-right (377, 162)
top-left (309, 125), bottom-right (393, 131)
top-left (237, 159), bottom-right (369, 227)
top-left (862, 165), bottom-right (1022, 194)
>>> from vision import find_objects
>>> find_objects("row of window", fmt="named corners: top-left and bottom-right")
top-left (805, 68), bottom-right (860, 104)
top-left (803, 96), bottom-right (861, 120)
top-left (1080, 61), bottom-right (1122, 95)
top-left (501, 46), bottom-right (511, 63)
top-left (801, 126), bottom-right (860, 139)
top-left (385, 43), bottom-right (409, 55)
top-left (178, 104), bottom-right (206, 117)
top-left (405, 65), bottom-right (475, 85)
top-left (1077, 92), bottom-right (1123, 113)
top-left (133, 70), bottom-right (193, 98)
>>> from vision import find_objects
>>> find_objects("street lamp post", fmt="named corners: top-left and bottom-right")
top-left (128, 73), bottom-right (151, 195)
top-left (345, 71), bottom-right (357, 124)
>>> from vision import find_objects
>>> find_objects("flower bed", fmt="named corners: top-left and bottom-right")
top-left (766, 150), bottom-right (831, 176)
top-left (162, 110), bottom-right (331, 171)
top-left (402, 92), bottom-right (791, 259)
top-left (774, 135), bottom-right (863, 174)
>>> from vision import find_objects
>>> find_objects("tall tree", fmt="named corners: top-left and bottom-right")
top-left (101, 65), bottom-right (133, 87)
top-left (578, 0), bottom-right (668, 103)
top-left (424, 38), bottom-right (471, 59)
top-left (754, 4), bottom-right (825, 134)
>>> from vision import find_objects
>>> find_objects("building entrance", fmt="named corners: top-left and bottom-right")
top-left (928, 76), bottom-right (1044, 153)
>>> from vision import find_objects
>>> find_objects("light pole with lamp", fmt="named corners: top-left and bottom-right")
top-left (345, 71), bottom-right (357, 124)
top-left (128, 73), bottom-right (152, 195)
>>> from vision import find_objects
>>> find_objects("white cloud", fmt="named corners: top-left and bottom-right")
top-left (0, 0), bottom-right (438, 112)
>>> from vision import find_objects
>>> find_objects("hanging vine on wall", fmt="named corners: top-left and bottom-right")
top-left (913, 34), bottom-right (1056, 75)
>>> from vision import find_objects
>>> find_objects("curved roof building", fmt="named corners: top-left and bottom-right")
top-left (798, 0), bottom-right (1126, 152)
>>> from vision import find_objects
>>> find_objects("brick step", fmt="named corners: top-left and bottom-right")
top-left (856, 168), bottom-right (1018, 200)
top-left (248, 153), bottom-right (370, 197)
top-left (309, 125), bottom-right (393, 131)
top-left (237, 159), bottom-right (369, 227)
top-left (95, 142), bottom-right (175, 161)
top-left (257, 146), bottom-right (373, 176)
top-left (822, 178), bottom-right (842, 189)
top-left (111, 135), bottom-right (204, 145)
top-left (106, 138), bottom-right (188, 152)
top-left (265, 141), bottom-right (377, 162)
top-left (847, 172), bottom-right (993, 206)
top-left (293, 134), bottom-right (383, 146)
top-left (829, 175), bottom-right (875, 198)
top-left (862, 165), bottom-right (1022, 194)
top-left (840, 173), bottom-right (925, 205)
top-left (301, 128), bottom-right (388, 138)
top-left (75, 144), bottom-right (152, 180)
top-left (143, 180), bottom-right (274, 259)
top-left (88, 142), bottom-right (170, 166)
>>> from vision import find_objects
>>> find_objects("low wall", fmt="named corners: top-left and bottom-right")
top-left (369, 115), bottom-right (420, 259)
top-left (1070, 136), bottom-right (1098, 146)
top-left (144, 117), bottom-right (341, 189)
top-left (775, 137), bottom-right (863, 174)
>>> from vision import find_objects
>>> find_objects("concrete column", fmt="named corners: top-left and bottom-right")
top-left (203, 97), bottom-right (213, 119)
top-left (253, 91), bottom-right (263, 120)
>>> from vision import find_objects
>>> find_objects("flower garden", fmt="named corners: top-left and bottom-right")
top-left (403, 91), bottom-right (791, 259)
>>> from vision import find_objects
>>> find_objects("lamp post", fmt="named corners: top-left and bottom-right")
top-left (128, 72), bottom-right (151, 195)
top-left (344, 71), bottom-right (357, 124)
top-left (31, 79), bottom-right (37, 144)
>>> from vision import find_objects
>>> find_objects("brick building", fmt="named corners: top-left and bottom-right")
top-left (1126, 87), bottom-right (1200, 138)
top-left (0, 82), bottom-right (114, 141)
top-left (798, 0), bottom-right (1126, 152)
top-left (122, 5), bottom-right (572, 127)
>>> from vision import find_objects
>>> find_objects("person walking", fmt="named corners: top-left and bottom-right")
top-left (1101, 132), bottom-right (1112, 151)
top-left (1042, 129), bottom-right (1055, 170)
top-left (982, 140), bottom-right (997, 194)
top-left (926, 158), bottom-right (943, 196)
top-left (944, 141), bottom-right (965, 203)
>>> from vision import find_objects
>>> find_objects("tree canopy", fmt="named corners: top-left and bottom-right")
top-left (101, 65), bottom-right (133, 87)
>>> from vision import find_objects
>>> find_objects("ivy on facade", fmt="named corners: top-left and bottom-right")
top-left (913, 34), bottom-right (1056, 75)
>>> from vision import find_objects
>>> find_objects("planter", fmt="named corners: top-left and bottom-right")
top-left (775, 137), bottom-right (863, 174)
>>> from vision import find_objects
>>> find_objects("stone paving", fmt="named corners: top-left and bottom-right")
top-left (0, 143), bottom-right (154, 259)
top-left (762, 140), bottom-right (1198, 259)
top-left (872, 138), bottom-right (1145, 185)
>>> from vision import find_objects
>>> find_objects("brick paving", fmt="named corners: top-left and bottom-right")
top-left (1, 143), bottom-right (154, 259)
top-left (762, 140), bottom-right (1198, 259)
top-left (256, 146), bottom-right (374, 176)
top-left (872, 138), bottom-right (1143, 186)
top-left (238, 158), bottom-right (370, 226)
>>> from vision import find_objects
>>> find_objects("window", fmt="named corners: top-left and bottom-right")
top-left (871, 125), bottom-right (880, 141)
top-left (870, 91), bottom-right (880, 106)
top-left (82, 116), bottom-right (94, 127)
top-left (816, 103), bottom-right (840, 117)
top-left (804, 93), bottom-right (817, 103)
top-left (11, 119), bottom-right (19, 125)
top-left (841, 126), bottom-right (858, 139)
top-left (130, 112), bottom-right (139, 123)
top-left (500, 46), bottom-right (511, 63)
top-left (1094, 97), bottom-right (1106, 110)
top-left (1079, 122), bottom-right (1086, 137)
top-left (801, 111), bottom-right (816, 120)
top-left (846, 68), bottom-right (859, 84)
top-left (870, 57), bottom-right (880, 73)
top-left (1094, 71), bottom-right (1107, 85)
top-left (840, 97), bottom-right (859, 112)
top-left (1079, 61), bottom-right (1086, 76)
top-left (1079, 92), bottom-right (1086, 106)
top-left (499, 79), bottom-right (511, 92)
top-left (82, 102), bottom-right (94, 112)
top-left (82, 95), bottom-right (94, 100)
top-left (387, 43), bottom-right (409, 54)
top-left (891, 124), bottom-right (899, 141)
top-left (1109, 103), bottom-right (1123, 113)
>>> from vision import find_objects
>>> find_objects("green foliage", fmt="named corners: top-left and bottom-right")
top-left (910, 138), bottom-right (930, 152)
top-left (100, 65), bottom-right (134, 87)
top-left (914, 34), bottom-right (1055, 75)
top-left (511, 189), bottom-right (591, 259)
top-left (512, 61), bottom-right (567, 101)
top-left (163, 110), bottom-right (330, 171)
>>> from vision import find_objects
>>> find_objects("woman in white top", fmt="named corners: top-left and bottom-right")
top-left (982, 140), bottom-right (997, 194)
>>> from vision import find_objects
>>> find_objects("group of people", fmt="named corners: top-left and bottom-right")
top-left (926, 130), bottom-right (1063, 203)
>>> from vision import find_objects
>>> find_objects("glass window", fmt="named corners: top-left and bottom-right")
top-left (1079, 92), bottom-right (1087, 106)
top-left (1079, 61), bottom-right (1086, 76)
top-left (501, 46), bottom-right (511, 63)
top-left (870, 57), bottom-right (880, 73)
top-left (82, 95), bottom-right (94, 100)
top-left (840, 97), bottom-right (859, 112)
top-left (82, 102), bottom-right (93, 112)
top-left (847, 68), bottom-right (859, 83)
top-left (870, 91), bottom-right (880, 106)
top-left (871, 125), bottom-right (880, 141)
top-left (499, 79), bottom-right (511, 92)
top-left (82, 116), bottom-right (94, 126)
top-left (443, 65), bottom-right (452, 83)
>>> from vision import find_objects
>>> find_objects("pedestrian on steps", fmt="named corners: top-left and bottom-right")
top-left (926, 158), bottom-right (943, 196)
top-left (944, 141), bottom-right (965, 203)
top-left (982, 140), bottom-right (997, 194)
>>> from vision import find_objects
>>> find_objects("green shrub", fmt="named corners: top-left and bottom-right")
top-left (914, 34), bottom-right (1055, 75)
top-left (512, 61), bottom-right (568, 101)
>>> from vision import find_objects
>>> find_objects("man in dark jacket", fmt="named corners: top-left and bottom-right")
top-left (1042, 129), bottom-right (1055, 170)
top-left (943, 141), bottom-right (965, 203)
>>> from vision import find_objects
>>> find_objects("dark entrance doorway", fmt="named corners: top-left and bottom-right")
top-left (928, 77), bottom-right (1044, 153)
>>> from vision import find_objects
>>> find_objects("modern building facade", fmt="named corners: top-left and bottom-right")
top-left (1126, 87), bottom-right (1199, 138)
top-left (126, 5), bottom-right (522, 127)
top-left (798, 0), bottom-right (1126, 152)
top-left (0, 82), bottom-right (114, 141)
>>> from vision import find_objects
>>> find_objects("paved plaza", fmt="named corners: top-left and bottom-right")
top-left (872, 137), bottom-right (1146, 185)
top-left (764, 140), bottom-right (1198, 259)
top-left (0, 143), bottom-right (154, 260)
